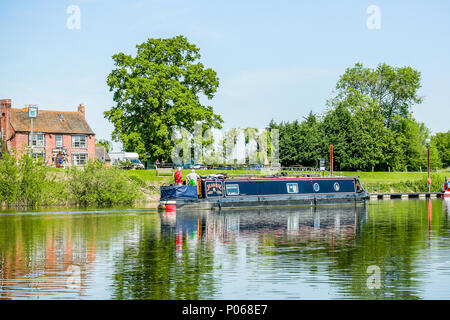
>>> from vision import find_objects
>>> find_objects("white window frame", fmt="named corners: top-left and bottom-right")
top-left (287, 183), bottom-right (299, 194)
top-left (55, 135), bottom-right (63, 147)
top-left (72, 153), bottom-right (88, 166)
top-left (313, 183), bottom-right (320, 192)
top-left (30, 133), bottom-right (45, 147)
top-left (226, 184), bottom-right (240, 196)
top-left (334, 182), bottom-right (340, 192)
top-left (32, 152), bottom-right (45, 161)
top-left (72, 135), bottom-right (87, 148)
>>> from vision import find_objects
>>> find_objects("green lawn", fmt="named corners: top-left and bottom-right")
top-left (340, 171), bottom-right (429, 183)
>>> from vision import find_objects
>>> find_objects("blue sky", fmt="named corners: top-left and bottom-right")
top-left (0, 0), bottom-right (449, 149)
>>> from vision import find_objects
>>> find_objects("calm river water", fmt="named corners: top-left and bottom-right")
top-left (0, 199), bottom-right (450, 300)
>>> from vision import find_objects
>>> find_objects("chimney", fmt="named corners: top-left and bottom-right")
top-left (78, 104), bottom-right (85, 118)
top-left (0, 99), bottom-right (12, 145)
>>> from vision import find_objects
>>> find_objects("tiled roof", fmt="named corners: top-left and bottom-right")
top-left (95, 145), bottom-right (111, 161)
top-left (10, 108), bottom-right (95, 134)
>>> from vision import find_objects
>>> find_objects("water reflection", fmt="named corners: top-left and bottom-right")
top-left (160, 205), bottom-right (366, 245)
top-left (444, 199), bottom-right (450, 217)
top-left (1, 200), bottom-right (450, 299)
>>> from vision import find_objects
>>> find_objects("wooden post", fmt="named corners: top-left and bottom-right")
top-left (330, 144), bottom-right (333, 177)
top-left (427, 148), bottom-right (431, 193)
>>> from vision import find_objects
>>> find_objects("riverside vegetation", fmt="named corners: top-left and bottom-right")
top-left (0, 152), bottom-right (142, 208)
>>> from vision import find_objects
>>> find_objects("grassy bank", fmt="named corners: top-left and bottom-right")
top-left (340, 171), bottom-right (449, 193)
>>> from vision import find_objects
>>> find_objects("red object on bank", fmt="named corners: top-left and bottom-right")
top-left (427, 178), bottom-right (432, 185)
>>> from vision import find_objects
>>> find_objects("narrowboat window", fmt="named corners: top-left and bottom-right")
top-left (334, 182), bottom-right (340, 191)
top-left (313, 183), bottom-right (320, 192)
top-left (226, 184), bottom-right (240, 196)
top-left (287, 183), bottom-right (298, 193)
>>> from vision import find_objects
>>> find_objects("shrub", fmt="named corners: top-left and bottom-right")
top-left (0, 152), bottom-right (19, 204)
top-left (0, 152), bottom-right (57, 207)
top-left (66, 160), bottom-right (142, 207)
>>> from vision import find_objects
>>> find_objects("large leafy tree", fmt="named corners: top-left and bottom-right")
top-left (331, 63), bottom-right (423, 129)
top-left (105, 36), bottom-right (223, 160)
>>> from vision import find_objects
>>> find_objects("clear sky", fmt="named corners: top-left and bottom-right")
top-left (1, 0), bottom-right (449, 150)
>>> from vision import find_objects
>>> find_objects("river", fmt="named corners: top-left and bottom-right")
top-left (0, 199), bottom-right (449, 300)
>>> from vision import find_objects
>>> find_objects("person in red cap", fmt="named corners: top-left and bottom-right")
top-left (174, 167), bottom-right (183, 186)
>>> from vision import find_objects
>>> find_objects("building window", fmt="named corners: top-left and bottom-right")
top-left (72, 153), bottom-right (88, 166)
top-left (56, 135), bottom-right (63, 147)
top-left (226, 184), bottom-right (240, 196)
top-left (30, 133), bottom-right (45, 147)
top-left (72, 135), bottom-right (87, 148)
top-left (32, 152), bottom-right (45, 161)
top-left (287, 183), bottom-right (298, 193)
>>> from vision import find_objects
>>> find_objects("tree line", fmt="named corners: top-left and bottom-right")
top-left (104, 36), bottom-right (449, 171)
top-left (269, 63), bottom-right (449, 171)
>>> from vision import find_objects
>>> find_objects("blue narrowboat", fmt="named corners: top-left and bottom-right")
top-left (159, 174), bottom-right (368, 211)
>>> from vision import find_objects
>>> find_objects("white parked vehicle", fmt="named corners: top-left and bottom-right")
top-left (109, 152), bottom-right (145, 170)
top-left (191, 163), bottom-right (207, 169)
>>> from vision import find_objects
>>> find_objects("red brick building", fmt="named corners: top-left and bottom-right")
top-left (0, 99), bottom-right (95, 166)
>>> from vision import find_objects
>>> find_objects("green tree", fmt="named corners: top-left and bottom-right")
top-left (268, 120), bottom-right (301, 166)
top-left (431, 131), bottom-right (450, 168)
top-left (95, 139), bottom-right (112, 153)
top-left (392, 117), bottom-right (431, 171)
top-left (349, 103), bottom-right (390, 171)
top-left (332, 62), bottom-right (423, 129)
top-left (105, 35), bottom-right (223, 162)
top-left (321, 104), bottom-right (355, 170)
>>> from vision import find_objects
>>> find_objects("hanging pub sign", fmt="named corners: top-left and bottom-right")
top-left (28, 105), bottom-right (38, 118)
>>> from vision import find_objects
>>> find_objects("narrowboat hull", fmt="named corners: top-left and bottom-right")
top-left (159, 176), bottom-right (368, 211)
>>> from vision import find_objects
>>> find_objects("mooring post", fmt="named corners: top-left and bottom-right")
top-left (330, 144), bottom-right (333, 177)
top-left (427, 148), bottom-right (431, 193)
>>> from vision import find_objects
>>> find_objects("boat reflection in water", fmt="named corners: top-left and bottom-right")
top-left (444, 199), bottom-right (450, 217)
top-left (159, 204), bottom-right (368, 246)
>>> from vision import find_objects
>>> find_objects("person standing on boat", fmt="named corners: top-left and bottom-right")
top-left (186, 169), bottom-right (201, 186)
top-left (174, 167), bottom-right (183, 186)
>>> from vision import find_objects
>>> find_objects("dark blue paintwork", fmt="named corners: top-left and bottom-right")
top-left (161, 177), bottom-right (360, 201)
top-left (160, 185), bottom-right (198, 200)
top-left (218, 178), bottom-right (355, 198)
